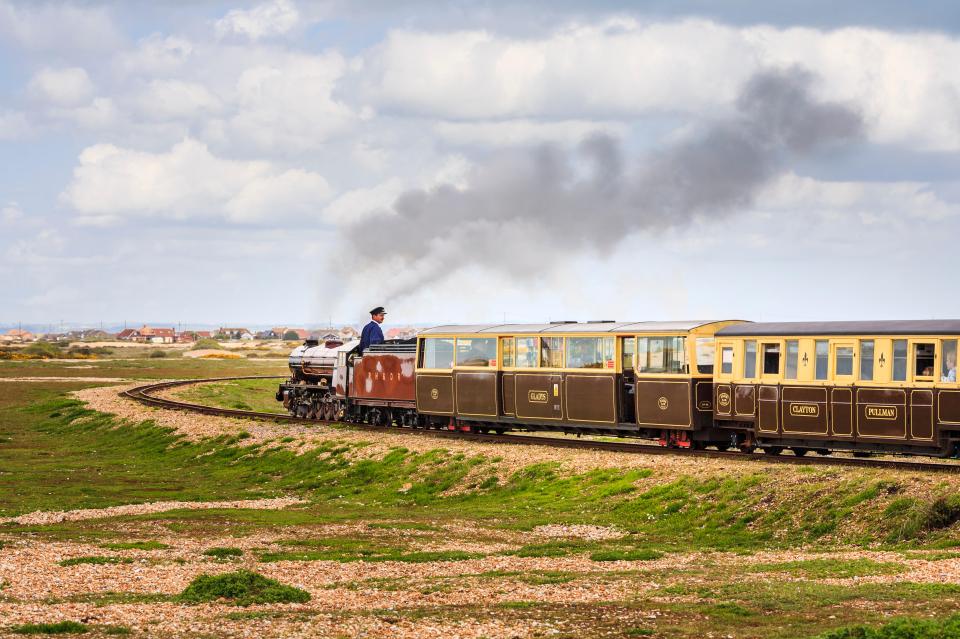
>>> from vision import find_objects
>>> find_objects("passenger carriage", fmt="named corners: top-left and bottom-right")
top-left (713, 321), bottom-right (960, 456)
top-left (414, 321), bottom-right (740, 441)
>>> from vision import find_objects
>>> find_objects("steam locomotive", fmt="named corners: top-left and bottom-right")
top-left (277, 319), bottom-right (960, 457)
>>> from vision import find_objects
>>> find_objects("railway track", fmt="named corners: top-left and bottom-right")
top-left (121, 376), bottom-right (960, 474)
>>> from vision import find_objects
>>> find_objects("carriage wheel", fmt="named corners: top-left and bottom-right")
top-left (792, 447), bottom-right (809, 457)
top-left (762, 446), bottom-right (784, 455)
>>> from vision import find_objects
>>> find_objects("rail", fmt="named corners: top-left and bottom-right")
top-left (120, 377), bottom-right (960, 474)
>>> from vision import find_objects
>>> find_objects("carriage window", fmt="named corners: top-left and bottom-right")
top-left (835, 346), bottom-right (854, 376)
top-left (721, 346), bottom-right (733, 375)
top-left (914, 343), bottom-right (935, 379)
top-left (943, 340), bottom-right (958, 383)
top-left (455, 338), bottom-right (497, 367)
top-left (893, 339), bottom-right (907, 381)
top-left (638, 336), bottom-right (688, 374)
top-left (501, 338), bottom-right (515, 368)
top-left (860, 340), bottom-right (874, 381)
top-left (762, 343), bottom-right (780, 375)
top-left (815, 340), bottom-right (829, 380)
top-left (421, 338), bottom-right (454, 369)
top-left (784, 340), bottom-right (799, 380)
top-left (515, 337), bottom-right (538, 368)
top-left (540, 337), bottom-right (564, 368)
top-left (567, 337), bottom-right (614, 369)
top-left (696, 338), bottom-right (715, 374)
top-left (621, 337), bottom-right (635, 371)
top-left (743, 340), bottom-right (757, 378)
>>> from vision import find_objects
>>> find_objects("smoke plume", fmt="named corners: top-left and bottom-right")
top-left (337, 67), bottom-right (863, 303)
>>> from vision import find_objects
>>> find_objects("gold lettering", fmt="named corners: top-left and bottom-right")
top-left (789, 403), bottom-right (819, 417)
top-left (866, 405), bottom-right (897, 420)
top-left (528, 390), bottom-right (549, 403)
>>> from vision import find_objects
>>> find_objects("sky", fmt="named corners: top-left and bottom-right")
top-left (2, 0), bottom-right (960, 329)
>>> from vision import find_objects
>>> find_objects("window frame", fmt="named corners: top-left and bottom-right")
top-left (941, 338), bottom-right (958, 385)
top-left (784, 339), bottom-right (799, 380)
top-left (454, 336), bottom-right (498, 368)
top-left (743, 340), bottom-right (757, 380)
top-left (760, 341), bottom-right (781, 379)
top-left (832, 341), bottom-right (856, 381)
top-left (418, 337), bottom-right (455, 370)
top-left (513, 336), bottom-right (539, 369)
top-left (636, 335), bottom-right (689, 376)
top-left (565, 336), bottom-right (615, 370)
top-left (912, 340), bottom-right (936, 383)
top-left (859, 339), bottom-right (875, 382)
top-left (814, 339), bottom-right (829, 381)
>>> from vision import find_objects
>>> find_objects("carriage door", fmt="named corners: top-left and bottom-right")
top-left (620, 336), bottom-right (636, 423)
top-left (830, 341), bottom-right (855, 437)
top-left (714, 340), bottom-right (735, 418)
top-left (756, 342), bottom-right (782, 433)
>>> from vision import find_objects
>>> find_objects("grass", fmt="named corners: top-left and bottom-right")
top-left (172, 377), bottom-right (286, 414)
top-left (177, 570), bottom-right (310, 606)
top-left (57, 556), bottom-right (133, 567)
top-left (7, 358), bottom-right (960, 637)
top-left (10, 621), bottom-right (88, 634)
top-left (99, 541), bottom-right (170, 551)
top-left (590, 549), bottom-right (664, 562)
top-left (258, 537), bottom-right (479, 563)
top-left (203, 547), bottom-right (244, 559)
top-left (816, 613), bottom-right (960, 638)
top-left (748, 559), bottom-right (907, 579)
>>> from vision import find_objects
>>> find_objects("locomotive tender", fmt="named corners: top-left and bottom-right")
top-left (277, 319), bottom-right (960, 457)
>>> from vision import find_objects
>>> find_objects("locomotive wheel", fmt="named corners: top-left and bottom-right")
top-left (738, 444), bottom-right (756, 454)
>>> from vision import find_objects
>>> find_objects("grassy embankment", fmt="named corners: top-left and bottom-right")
top-left (3, 357), bottom-right (960, 637)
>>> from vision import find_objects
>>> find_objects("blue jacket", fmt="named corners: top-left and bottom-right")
top-left (359, 320), bottom-right (384, 352)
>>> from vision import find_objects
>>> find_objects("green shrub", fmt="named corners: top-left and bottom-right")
top-left (148, 349), bottom-right (168, 358)
top-left (203, 547), bottom-right (244, 559)
top-left (177, 570), bottom-right (310, 606)
top-left (10, 621), bottom-right (88, 634)
top-left (817, 613), bottom-right (960, 638)
top-left (22, 341), bottom-right (62, 359)
top-left (58, 556), bottom-right (132, 567)
top-left (191, 338), bottom-right (223, 350)
top-left (926, 496), bottom-right (960, 531)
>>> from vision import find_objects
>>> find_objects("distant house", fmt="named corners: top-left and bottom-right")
top-left (218, 327), bottom-right (251, 340)
top-left (116, 326), bottom-right (175, 344)
top-left (338, 326), bottom-right (360, 340)
top-left (5, 328), bottom-right (35, 343)
top-left (386, 327), bottom-right (419, 340)
top-left (176, 331), bottom-right (197, 343)
top-left (239, 332), bottom-right (254, 340)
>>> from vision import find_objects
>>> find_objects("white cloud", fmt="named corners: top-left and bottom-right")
top-left (0, 0), bottom-right (123, 52)
top-left (134, 80), bottom-right (222, 121)
top-left (435, 119), bottom-right (627, 147)
top-left (62, 138), bottom-right (332, 224)
top-left (214, 0), bottom-right (301, 40)
top-left (322, 178), bottom-right (403, 225)
top-left (1, 201), bottom-right (23, 224)
top-left (116, 34), bottom-right (193, 76)
top-left (755, 172), bottom-right (960, 222)
top-left (205, 52), bottom-right (357, 151)
top-left (27, 67), bottom-right (95, 107)
top-left (363, 19), bottom-right (960, 150)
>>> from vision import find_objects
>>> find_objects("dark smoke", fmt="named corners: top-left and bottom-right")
top-left (339, 67), bottom-right (863, 301)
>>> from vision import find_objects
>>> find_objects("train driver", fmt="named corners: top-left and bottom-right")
top-left (359, 306), bottom-right (386, 353)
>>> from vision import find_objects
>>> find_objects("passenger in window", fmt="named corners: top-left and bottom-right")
top-left (943, 350), bottom-right (957, 383)
top-left (922, 366), bottom-right (934, 377)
